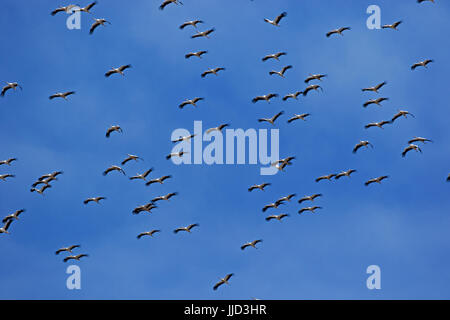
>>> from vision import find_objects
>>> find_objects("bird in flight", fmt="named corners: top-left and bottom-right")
top-left (264, 12), bottom-right (287, 27)
top-left (75, 2), bottom-right (97, 13)
top-left (63, 254), bottom-right (89, 263)
top-left (353, 140), bottom-right (373, 154)
top-left (132, 203), bottom-right (158, 215)
top-left (241, 240), bottom-right (262, 250)
top-left (179, 97), bottom-right (204, 109)
top-left (298, 194), bottom-right (323, 204)
top-left (83, 197), bottom-right (106, 205)
top-left (271, 156), bottom-right (295, 168)
top-left (411, 59), bottom-right (433, 70)
top-left (0, 174), bottom-right (15, 181)
top-left (121, 154), bottom-right (143, 165)
top-left (206, 124), bottom-right (230, 134)
top-left (137, 230), bottom-right (161, 239)
top-left (277, 194), bottom-right (296, 202)
top-left (252, 93), bottom-right (278, 104)
top-left (287, 113), bottom-right (310, 123)
top-left (160, 0), bottom-right (183, 10)
top-left (258, 111), bottom-right (284, 125)
top-left (0, 220), bottom-right (13, 235)
top-left (269, 65), bottom-right (293, 78)
top-left (191, 28), bottom-right (215, 39)
top-left (248, 183), bottom-right (271, 192)
top-left (326, 27), bottom-right (351, 37)
top-left (174, 223), bottom-right (199, 234)
top-left (363, 97), bottom-right (389, 108)
top-left (265, 214), bottom-right (289, 222)
top-left (417, 0), bottom-right (435, 4)
top-left (105, 65), bottom-right (131, 77)
top-left (146, 175), bottom-right (172, 186)
top-left (362, 81), bottom-right (387, 93)
top-left (262, 52), bottom-right (287, 62)
top-left (1, 82), bottom-right (22, 97)
top-left (201, 67), bottom-right (225, 78)
top-left (2, 209), bottom-right (25, 224)
top-left (172, 134), bottom-right (196, 143)
top-left (213, 273), bottom-right (234, 291)
top-left (55, 245), bottom-right (80, 255)
top-left (335, 169), bottom-right (357, 180)
top-left (151, 192), bottom-right (178, 203)
top-left (391, 110), bottom-right (415, 123)
top-left (262, 199), bottom-right (285, 212)
top-left (365, 121), bottom-right (391, 129)
top-left (90, 18), bottom-right (111, 34)
top-left (129, 169), bottom-right (153, 181)
top-left (402, 144), bottom-right (422, 157)
top-left (282, 91), bottom-right (303, 101)
top-left (30, 184), bottom-right (52, 195)
top-left (382, 21), bottom-right (402, 30)
top-left (166, 151), bottom-right (188, 160)
top-left (51, 5), bottom-right (78, 16)
top-left (365, 176), bottom-right (389, 186)
top-left (303, 84), bottom-right (322, 96)
top-left (305, 74), bottom-right (327, 83)
top-left (408, 137), bottom-right (432, 144)
top-left (103, 165), bottom-right (125, 176)
top-left (179, 20), bottom-right (203, 30)
top-left (106, 125), bottom-right (123, 138)
top-left (185, 50), bottom-right (208, 59)
top-left (316, 174), bottom-right (336, 182)
top-left (299, 206), bottom-right (322, 214)
top-left (0, 158), bottom-right (17, 166)
top-left (49, 91), bottom-right (75, 100)
top-left (38, 171), bottom-right (63, 181)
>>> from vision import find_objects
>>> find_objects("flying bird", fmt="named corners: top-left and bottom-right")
top-left (408, 137), bottom-right (432, 144)
top-left (252, 93), bottom-right (278, 104)
top-left (2, 209), bottom-right (25, 224)
top-left (83, 197), bottom-right (106, 205)
top-left (391, 110), bottom-right (415, 123)
top-left (179, 20), bottom-right (203, 29)
top-left (76, 2), bottom-right (97, 13)
top-left (172, 134), bottom-right (196, 143)
top-left (269, 65), bottom-right (293, 78)
top-left (362, 81), bottom-right (387, 93)
top-left (365, 176), bottom-right (389, 186)
top-left (411, 59), bottom-right (433, 70)
top-left (152, 192), bottom-right (178, 203)
top-left (417, 0), bottom-right (435, 4)
top-left (159, 0), bottom-right (183, 10)
top-left (282, 91), bottom-right (303, 101)
top-left (185, 50), bottom-right (208, 59)
top-left (0, 220), bottom-right (13, 235)
top-left (299, 206), bottom-right (322, 214)
top-left (271, 156), bottom-right (295, 167)
top-left (121, 154), bottom-right (142, 165)
top-left (30, 184), bottom-right (52, 195)
top-left (103, 165), bottom-right (125, 176)
top-left (105, 65), bottom-right (131, 77)
top-left (363, 97), bottom-right (389, 108)
top-left (191, 28), bottom-right (215, 39)
top-left (302, 84), bottom-right (322, 96)
top-left (129, 169), bottom-right (153, 181)
top-left (0, 158), bottom-right (17, 166)
top-left (248, 183), bottom-right (271, 192)
top-left (353, 140), bottom-right (373, 153)
top-left (262, 52), bottom-right (287, 62)
top-left (315, 174), bottom-right (336, 182)
top-left (382, 21), bottom-right (402, 30)
top-left (179, 98), bottom-right (204, 109)
top-left (213, 273), bottom-right (234, 291)
top-left (63, 254), bottom-right (88, 262)
top-left (241, 240), bottom-right (262, 250)
top-left (55, 245), bottom-right (80, 255)
top-left (365, 121), bottom-right (391, 129)
top-left (38, 171), bottom-right (63, 181)
top-left (1, 82), bottom-right (22, 97)
top-left (51, 5), bottom-right (78, 15)
top-left (146, 175), bottom-right (172, 186)
top-left (335, 169), bottom-right (357, 179)
top-left (166, 151), bottom-right (188, 160)
top-left (206, 124), bottom-right (230, 134)
top-left (264, 12), bottom-right (287, 27)
top-left (326, 27), bottom-right (351, 37)
top-left (262, 199), bottom-right (285, 212)
top-left (90, 18), bottom-right (111, 34)
top-left (265, 213), bottom-right (289, 222)
top-left (137, 230), bottom-right (161, 239)
top-left (277, 194), bottom-right (296, 202)
top-left (106, 125), bottom-right (122, 138)
top-left (258, 111), bottom-right (284, 125)
top-left (402, 144), bottom-right (422, 157)
top-left (132, 203), bottom-right (157, 215)
top-left (0, 174), bottom-right (15, 181)
top-left (304, 74), bottom-right (327, 83)
top-left (174, 223), bottom-right (199, 234)
top-left (201, 67), bottom-right (225, 78)
top-left (287, 113), bottom-right (310, 123)
top-left (49, 91), bottom-right (75, 100)
top-left (298, 194), bottom-right (323, 204)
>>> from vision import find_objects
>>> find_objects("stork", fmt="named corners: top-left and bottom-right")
top-left (213, 273), bottom-right (233, 291)
top-left (264, 12), bottom-right (287, 27)
top-left (174, 223), bottom-right (199, 234)
top-left (90, 18), bottom-right (111, 34)
top-left (105, 65), bottom-right (131, 77)
top-left (1, 82), bottom-right (22, 97)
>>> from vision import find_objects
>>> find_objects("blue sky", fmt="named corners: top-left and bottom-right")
top-left (1, 0), bottom-right (449, 299)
